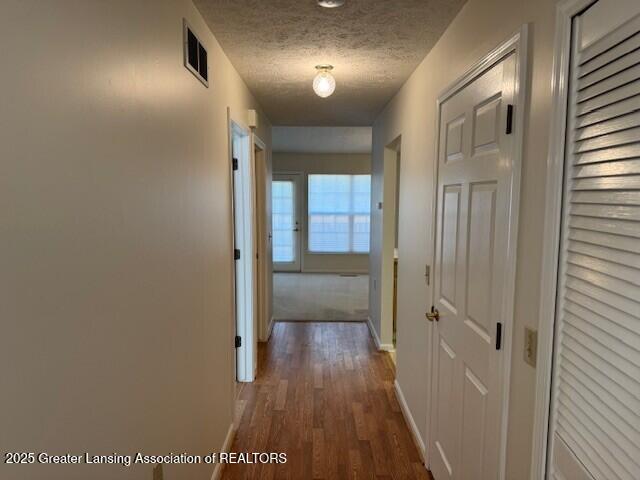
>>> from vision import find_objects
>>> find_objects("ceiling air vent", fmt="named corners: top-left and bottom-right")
top-left (183, 20), bottom-right (208, 87)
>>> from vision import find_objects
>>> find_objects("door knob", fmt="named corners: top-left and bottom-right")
top-left (293, 227), bottom-right (300, 232)
top-left (425, 306), bottom-right (440, 322)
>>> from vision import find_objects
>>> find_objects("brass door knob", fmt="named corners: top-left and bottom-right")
top-left (426, 307), bottom-right (440, 322)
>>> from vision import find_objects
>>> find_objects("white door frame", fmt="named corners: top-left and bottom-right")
top-left (230, 116), bottom-right (256, 383)
top-left (426, 25), bottom-right (528, 479)
top-left (529, 1), bottom-right (597, 478)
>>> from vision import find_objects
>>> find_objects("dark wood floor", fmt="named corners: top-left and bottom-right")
top-left (222, 321), bottom-right (432, 480)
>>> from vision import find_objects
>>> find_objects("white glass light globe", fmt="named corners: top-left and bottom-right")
top-left (313, 70), bottom-right (336, 98)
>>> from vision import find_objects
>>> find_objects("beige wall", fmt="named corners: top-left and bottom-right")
top-left (369, 0), bottom-right (556, 477)
top-left (273, 152), bottom-right (371, 274)
top-left (0, 1), bottom-right (270, 479)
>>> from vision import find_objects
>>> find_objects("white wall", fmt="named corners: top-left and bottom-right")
top-left (369, 0), bottom-right (557, 477)
top-left (273, 126), bottom-right (372, 154)
top-left (273, 152), bottom-right (371, 274)
top-left (0, 1), bottom-right (270, 479)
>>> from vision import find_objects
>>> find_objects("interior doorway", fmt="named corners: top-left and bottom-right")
top-left (381, 136), bottom-right (402, 355)
top-left (231, 119), bottom-right (256, 383)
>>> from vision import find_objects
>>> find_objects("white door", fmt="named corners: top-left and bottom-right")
top-left (429, 52), bottom-right (518, 480)
top-left (548, 2), bottom-right (640, 479)
top-left (232, 125), bottom-right (256, 383)
top-left (272, 173), bottom-right (301, 272)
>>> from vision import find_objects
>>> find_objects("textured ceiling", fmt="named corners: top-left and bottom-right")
top-left (194, 0), bottom-right (466, 126)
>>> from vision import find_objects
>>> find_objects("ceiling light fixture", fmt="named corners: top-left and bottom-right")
top-left (313, 65), bottom-right (336, 98)
top-left (317, 0), bottom-right (345, 8)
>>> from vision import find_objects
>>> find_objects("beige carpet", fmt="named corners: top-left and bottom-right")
top-left (273, 273), bottom-right (369, 321)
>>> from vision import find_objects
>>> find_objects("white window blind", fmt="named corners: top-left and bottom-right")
top-left (308, 174), bottom-right (371, 253)
top-left (272, 180), bottom-right (295, 262)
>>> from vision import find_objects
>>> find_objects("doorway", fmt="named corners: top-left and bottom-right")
top-left (428, 29), bottom-right (527, 480)
top-left (381, 136), bottom-right (402, 357)
top-left (272, 173), bottom-right (302, 272)
top-left (231, 120), bottom-right (256, 383)
top-left (253, 134), bottom-right (274, 344)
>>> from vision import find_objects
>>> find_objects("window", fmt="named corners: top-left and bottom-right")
top-left (308, 174), bottom-right (371, 253)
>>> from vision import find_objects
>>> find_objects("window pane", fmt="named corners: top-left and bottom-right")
top-left (352, 215), bottom-right (370, 252)
top-left (353, 175), bottom-right (371, 214)
top-left (307, 174), bottom-right (371, 254)
top-left (309, 174), bottom-right (351, 214)
top-left (309, 214), bottom-right (350, 252)
top-left (272, 181), bottom-right (295, 262)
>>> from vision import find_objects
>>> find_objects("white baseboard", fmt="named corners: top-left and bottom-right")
top-left (367, 316), bottom-right (394, 351)
top-left (394, 379), bottom-right (427, 465)
top-left (211, 422), bottom-right (236, 480)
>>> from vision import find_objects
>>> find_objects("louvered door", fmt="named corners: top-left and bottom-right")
top-left (549, 1), bottom-right (640, 479)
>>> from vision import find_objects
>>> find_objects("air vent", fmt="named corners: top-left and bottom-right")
top-left (183, 20), bottom-right (208, 87)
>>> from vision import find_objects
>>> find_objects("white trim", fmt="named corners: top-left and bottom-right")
top-left (252, 133), bottom-right (266, 152)
top-left (394, 379), bottom-right (427, 465)
top-left (530, 1), bottom-right (597, 479)
top-left (427, 25), bottom-right (529, 480)
top-left (210, 423), bottom-right (236, 480)
top-left (367, 316), bottom-right (395, 351)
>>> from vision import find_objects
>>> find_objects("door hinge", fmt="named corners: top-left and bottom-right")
top-left (496, 322), bottom-right (503, 350)
top-left (234, 248), bottom-right (241, 260)
top-left (232, 157), bottom-right (239, 171)
top-left (235, 335), bottom-right (241, 348)
top-left (505, 104), bottom-right (514, 134)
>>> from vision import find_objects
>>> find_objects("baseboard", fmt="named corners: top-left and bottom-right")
top-left (211, 422), bottom-right (236, 480)
top-left (367, 316), bottom-right (395, 351)
top-left (394, 379), bottom-right (427, 465)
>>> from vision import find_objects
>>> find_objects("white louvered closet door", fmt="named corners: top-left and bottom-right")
top-left (549, 1), bottom-right (640, 479)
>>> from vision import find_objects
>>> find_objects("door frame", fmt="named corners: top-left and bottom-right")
top-left (229, 115), bottom-right (257, 383)
top-left (252, 133), bottom-right (274, 343)
top-left (426, 25), bottom-right (528, 479)
top-left (272, 172), bottom-right (303, 272)
top-left (530, 1), bottom-right (597, 478)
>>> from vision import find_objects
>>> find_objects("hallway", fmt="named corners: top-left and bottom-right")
top-left (224, 322), bottom-right (430, 479)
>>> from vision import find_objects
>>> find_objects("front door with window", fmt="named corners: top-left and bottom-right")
top-left (272, 174), bottom-right (301, 271)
